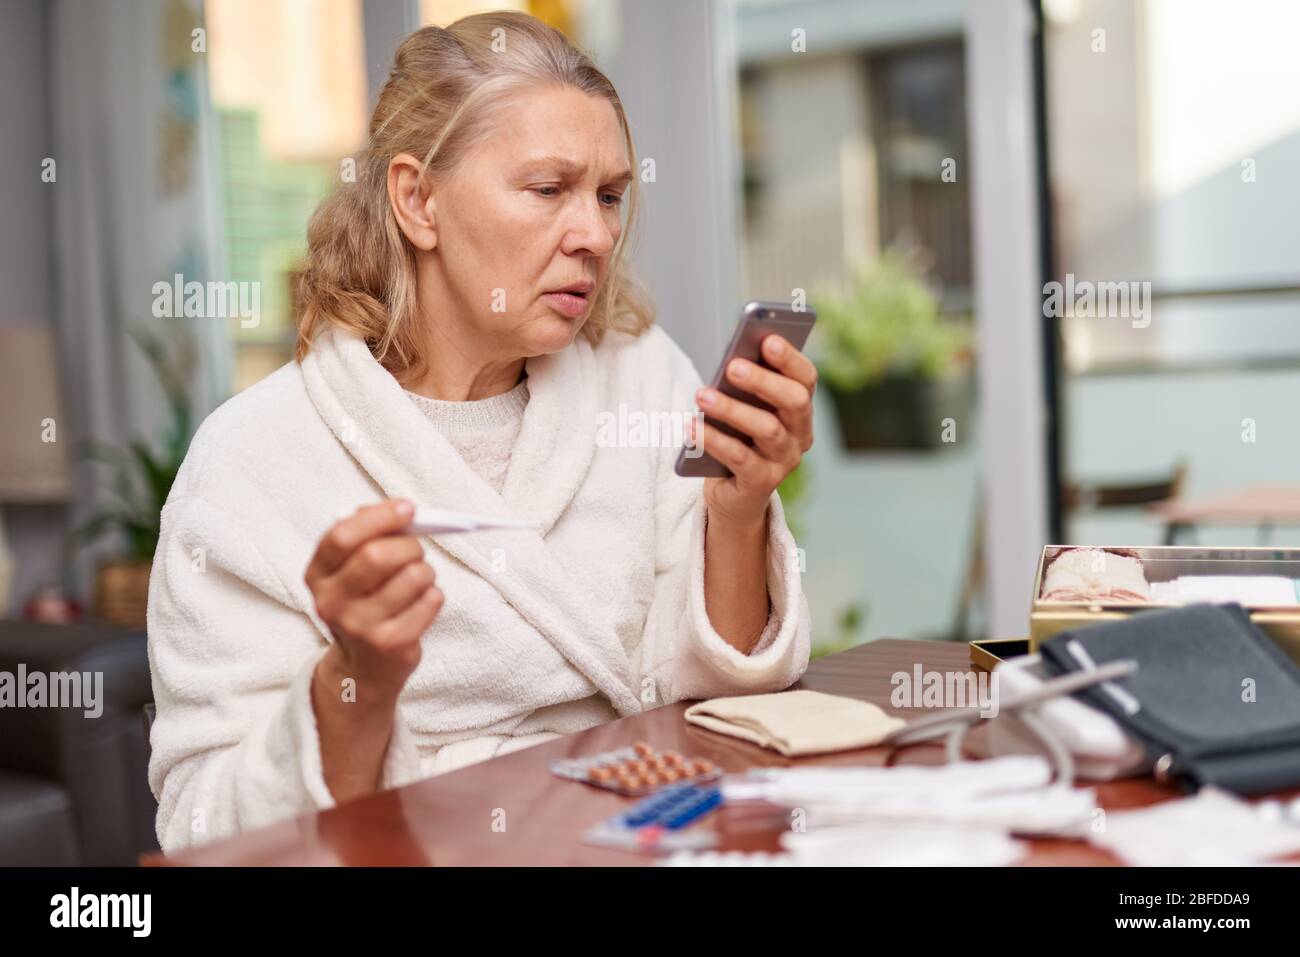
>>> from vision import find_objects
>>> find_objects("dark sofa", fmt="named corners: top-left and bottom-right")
top-left (0, 621), bottom-right (158, 865)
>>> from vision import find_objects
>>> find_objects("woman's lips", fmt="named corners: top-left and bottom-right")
top-left (542, 291), bottom-right (590, 318)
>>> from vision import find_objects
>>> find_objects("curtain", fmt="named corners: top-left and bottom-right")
top-left (48, 0), bottom-right (229, 593)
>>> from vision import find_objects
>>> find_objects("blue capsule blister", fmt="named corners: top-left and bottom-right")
top-left (582, 783), bottom-right (725, 854)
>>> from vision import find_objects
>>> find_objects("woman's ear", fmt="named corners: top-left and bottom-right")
top-left (387, 153), bottom-right (438, 251)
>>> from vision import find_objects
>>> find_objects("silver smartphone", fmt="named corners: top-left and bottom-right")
top-left (674, 300), bottom-right (817, 478)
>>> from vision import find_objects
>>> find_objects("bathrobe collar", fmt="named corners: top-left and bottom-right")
top-left (300, 326), bottom-right (641, 716)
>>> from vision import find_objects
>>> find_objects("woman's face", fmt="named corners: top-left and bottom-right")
top-left (418, 86), bottom-right (633, 358)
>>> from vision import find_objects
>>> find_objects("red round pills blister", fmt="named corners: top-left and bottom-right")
top-left (551, 743), bottom-right (723, 795)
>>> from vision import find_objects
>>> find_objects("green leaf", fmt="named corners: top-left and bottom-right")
top-left (80, 440), bottom-right (149, 509)
top-left (69, 324), bottom-right (197, 565)
top-left (75, 437), bottom-right (132, 473)
top-left (69, 508), bottom-right (143, 547)
top-left (777, 460), bottom-right (811, 540)
top-left (128, 440), bottom-right (177, 514)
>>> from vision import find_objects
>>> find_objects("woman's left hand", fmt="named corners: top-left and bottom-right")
top-left (693, 333), bottom-right (816, 527)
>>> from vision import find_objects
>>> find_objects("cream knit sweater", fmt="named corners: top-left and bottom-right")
top-left (405, 377), bottom-right (530, 494)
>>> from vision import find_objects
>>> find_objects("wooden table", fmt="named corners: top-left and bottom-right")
top-left (1150, 483), bottom-right (1300, 544)
top-left (148, 638), bottom-right (1214, 866)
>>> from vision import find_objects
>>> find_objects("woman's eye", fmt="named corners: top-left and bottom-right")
top-left (531, 185), bottom-right (621, 206)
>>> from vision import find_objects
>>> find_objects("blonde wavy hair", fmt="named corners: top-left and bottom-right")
top-left (295, 11), bottom-right (654, 380)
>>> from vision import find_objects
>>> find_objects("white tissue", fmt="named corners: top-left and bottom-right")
top-left (730, 756), bottom-right (1097, 837)
top-left (1089, 787), bottom-right (1300, 866)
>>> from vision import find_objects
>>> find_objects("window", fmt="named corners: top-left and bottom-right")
top-left (1044, 0), bottom-right (1300, 547)
top-left (869, 42), bottom-right (971, 301)
top-left (1046, 0), bottom-right (1300, 372)
top-left (732, 0), bottom-right (982, 645)
top-left (206, 0), bottom-right (368, 391)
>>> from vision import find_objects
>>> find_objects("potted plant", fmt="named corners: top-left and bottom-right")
top-left (72, 328), bottom-right (196, 628)
top-left (812, 251), bottom-right (974, 450)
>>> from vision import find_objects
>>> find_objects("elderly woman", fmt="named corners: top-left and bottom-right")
top-left (147, 11), bottom-right (813, 852)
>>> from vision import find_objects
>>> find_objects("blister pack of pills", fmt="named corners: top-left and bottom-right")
top-left (550, 741), bottom-right (721, 796)
top-left (582, 782), bottom-right (724, 854)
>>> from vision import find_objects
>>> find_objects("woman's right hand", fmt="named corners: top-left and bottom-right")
top-left (305, 499), bottom-right (443, 697)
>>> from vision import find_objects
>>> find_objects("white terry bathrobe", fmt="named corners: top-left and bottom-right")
top-left (147, 322), bottom-right (811, 852)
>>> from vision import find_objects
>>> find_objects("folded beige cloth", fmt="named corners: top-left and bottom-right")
top-left (683, 689), bottom-right (906, 756)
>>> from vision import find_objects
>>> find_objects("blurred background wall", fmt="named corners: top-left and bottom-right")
top-left (0, 0), bottom-right (61, 612)
top-left (3, 0), bottom-right (1300, 655)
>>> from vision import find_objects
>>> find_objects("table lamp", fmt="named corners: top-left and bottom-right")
top-left (0, 324), bottom-right (72, 617)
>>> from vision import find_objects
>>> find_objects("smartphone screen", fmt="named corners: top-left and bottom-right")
top-left (675, 301), bottom-right (816, 478)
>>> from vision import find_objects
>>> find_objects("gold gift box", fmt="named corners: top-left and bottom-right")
top-left (1027, 544), bottom-right (1300, 666)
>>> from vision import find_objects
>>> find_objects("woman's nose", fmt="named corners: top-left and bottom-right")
top-left (561, 195), bottom-right (616, 257)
